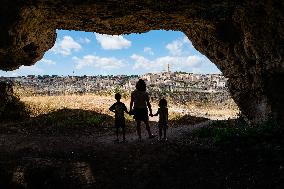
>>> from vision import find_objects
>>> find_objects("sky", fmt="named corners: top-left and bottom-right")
top-left (0, 30), bottom-right (221, 77)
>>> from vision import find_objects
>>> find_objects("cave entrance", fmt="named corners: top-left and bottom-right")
top-left (1, 0), bottom-right (282, 126)
top-left (0, 30), bottom-right (239, 125)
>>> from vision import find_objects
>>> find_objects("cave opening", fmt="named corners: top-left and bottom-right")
top-left (0, 29), bottom-right (239, 124)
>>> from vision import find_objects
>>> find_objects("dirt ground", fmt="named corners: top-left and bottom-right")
top-left (0, 117), bottom-right (283, 189)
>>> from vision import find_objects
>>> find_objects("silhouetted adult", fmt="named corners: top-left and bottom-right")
top-left (130, 79), bottom-right (154, 140)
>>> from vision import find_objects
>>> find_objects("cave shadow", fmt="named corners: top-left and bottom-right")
top-left (1, 105), bottom-right (211, 135)
top-left (0, 110), bottom-right (283, 189)
top-left (1, 119), bottom-right (283, 189)
top-left (0, 108), bottom-right (115, 135)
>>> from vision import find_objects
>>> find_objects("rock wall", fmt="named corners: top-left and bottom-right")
top-left (0, 81), bottom-right (29, 121)
top-left (0, 0), bottom-right (283, 125)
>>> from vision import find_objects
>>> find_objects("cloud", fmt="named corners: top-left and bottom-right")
top-left (165, 36), bottom-right (193, 56)
top-left (51, 36), bottom-right (82, 56)
top-left (95, 34), bottom-right (131, 50)
top-left (19, 66), bottom-right (44, 75)
top-left (79, 37), bottom-right (91, 44)
top-left (143, 47), bottom-right (154, 55)
top-left (0, 65), bottom-right (44, 76)
top-left (166, 39), bottom-right (184, 56)
top-left (182, 36), bottom-right (190, 44)
top-left (73, 55), bottom-right (126, 70)
top-left (131, 54), bottom-right (208, 73)
top-left (131, 54), bottom-right (150, 70)
top-left (40, 59), bottom-right (56, 65)
top-left (0, 71), bottom-right (19, 77)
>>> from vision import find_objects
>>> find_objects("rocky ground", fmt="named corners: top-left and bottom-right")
top-left (0, 114), bottom-right (283, 189)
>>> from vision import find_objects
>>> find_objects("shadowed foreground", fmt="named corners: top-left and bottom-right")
top-left (0, 110), bottom-right (283, 189)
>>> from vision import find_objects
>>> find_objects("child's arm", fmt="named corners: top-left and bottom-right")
top-left (109, 104), bottom-right (115, 113)
top-left (145, 93), bottom-right (153, 116)
top-left (123, 104), bottom-right (129, 114)
top-left (146, 100), bottom-right (153, 116)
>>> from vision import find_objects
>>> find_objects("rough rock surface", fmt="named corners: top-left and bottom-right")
top-left (0, 0), bottom-right (283, 125)
top-left (0, 81), bottom-right (29, 120)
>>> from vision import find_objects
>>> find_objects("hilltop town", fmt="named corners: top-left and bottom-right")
top-left (1, 71), bottom-right (227, 95)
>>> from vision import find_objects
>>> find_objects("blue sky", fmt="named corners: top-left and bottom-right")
top-left (0, 30), bottom-right (221, 76)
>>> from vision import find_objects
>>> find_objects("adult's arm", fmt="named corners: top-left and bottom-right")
top-left (109, 104), bottom-right (115, 112)
top-left (130, 92), bottom-right (134, 111)
top-left (146, 93), bottom-right (152, 115)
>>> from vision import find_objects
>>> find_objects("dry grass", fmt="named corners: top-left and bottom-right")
top-left (185, 103), bottom-right (239, 120)
top-left (21, 94), bottom-right (119, 117)
top-left (20, 94), bottom-right (239, 121)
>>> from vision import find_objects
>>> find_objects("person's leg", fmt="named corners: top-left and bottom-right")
top-left (159, 126), bottom-right (162, 140)
top-left (114, 120), bottom-right (119, 141)
top-left (163, 127), bottom-right (167, 140)
top-left (144, 120), bottom-right (153, 138)
top-left (136, 121), bottom-right (142, 140)
top-left (121, 119), bottom-right (126, 142)
top-left (122, 126), bottom-right (126, 142)
top-left (116, 127), bottom-right (119, 141)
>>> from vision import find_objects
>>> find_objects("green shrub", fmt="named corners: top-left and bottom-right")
top-left (87, 115), bottom-right (104, 126)
top-left (193, 118), bottom-right (282, 144)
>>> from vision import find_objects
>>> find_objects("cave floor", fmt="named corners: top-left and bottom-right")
top-left (0, 120), bottom-right (283, 189)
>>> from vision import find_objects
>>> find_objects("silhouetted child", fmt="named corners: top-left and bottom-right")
top-left (109, 93), bottom-right (128, 142)
top-left (152, 99), bottom-right (168, 140)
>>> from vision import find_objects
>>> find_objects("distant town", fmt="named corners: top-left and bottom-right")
top-left (0, 71), bottom-right (228, 96)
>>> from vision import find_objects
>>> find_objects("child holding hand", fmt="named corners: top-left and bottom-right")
top-left (152, 99), bottom-right (168, 141)
top-left (109, 93), bottom-right (128, 142)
